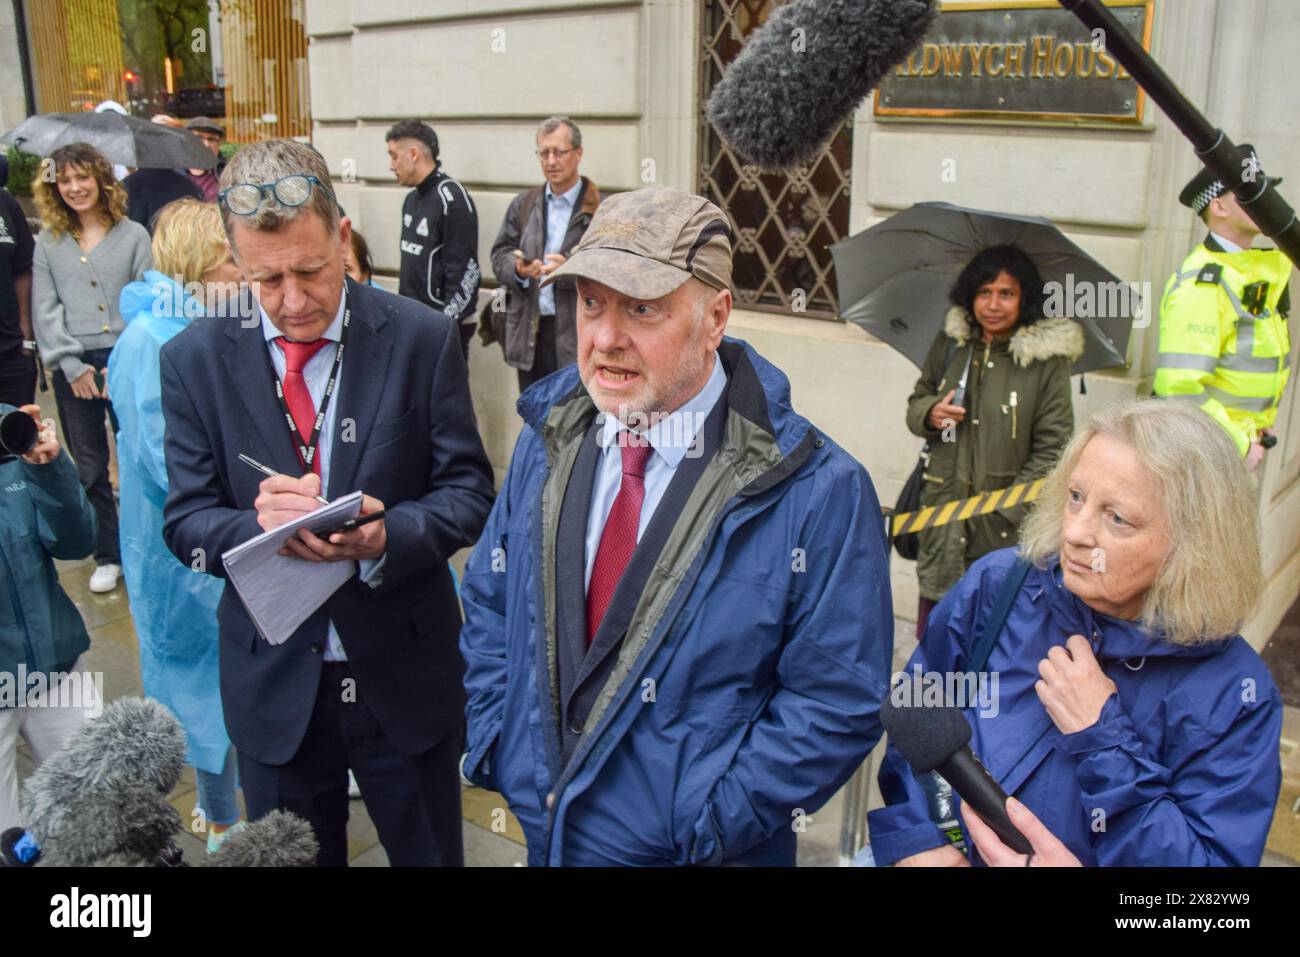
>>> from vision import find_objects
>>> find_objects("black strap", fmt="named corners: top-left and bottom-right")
top-left (268, 290), bottom-right (350, 472)
top-left (967, 557), bottom-right (1032, 673)
top-left (920, 337), bottom-right (961, 458)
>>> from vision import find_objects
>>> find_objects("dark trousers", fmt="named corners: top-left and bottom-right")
top-left (516, 314), bottom-right (558, 393)
top-left (51, 348), bottom-right (119, 566)
top-left (238, 663), bottom-right (465, 867)
top-left (0, 350), bottom-right (36, 408)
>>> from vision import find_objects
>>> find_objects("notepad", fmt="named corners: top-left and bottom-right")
top-left (221, 491), bottom-right (365, 646)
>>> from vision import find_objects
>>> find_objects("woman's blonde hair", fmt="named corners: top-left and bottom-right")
top-left (1019, 398), bottom-right (1261, 645)
top-left (33, 143), bottom-right (127, 239)
top-left (151, 199), bottom-right (231, 285)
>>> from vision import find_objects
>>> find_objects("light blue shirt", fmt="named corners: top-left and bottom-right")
top-left (260, 288), bottom-right (384, 661)
top-left (537, 178), bottom-right (582, 317)
top-left (584, 355), bottom-right (728, 592)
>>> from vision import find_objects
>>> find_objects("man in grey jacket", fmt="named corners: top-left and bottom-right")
top-left (489, 116), bottom-right (601, 391)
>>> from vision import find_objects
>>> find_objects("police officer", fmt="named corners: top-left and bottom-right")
top-left (1155, 145), bottom-right (1292, 471)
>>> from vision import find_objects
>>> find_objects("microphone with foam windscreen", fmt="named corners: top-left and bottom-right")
top-left (20, 697), bottom-right (187, 848)
top-left (881, 687), bottom-right (1033, 857)
top-left (706, 0), bottom-right (938, 171)
top-left (209, 810), bottom-right (319, 867)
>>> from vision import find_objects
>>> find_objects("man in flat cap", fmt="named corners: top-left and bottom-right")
top-left (184, 116), bottom-right (227, 203)
top-left (1155, 144), bottom-right (1292, 470)
top-left (459, 185), bottom-right (892, 866)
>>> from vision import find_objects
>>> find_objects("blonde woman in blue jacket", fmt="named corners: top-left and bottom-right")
top-left (108, 199), bottom-right (245, 852)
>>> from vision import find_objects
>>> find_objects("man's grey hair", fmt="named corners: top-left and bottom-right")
top-left (218, 139), bottom-right (339, 244)
top-left (537, 115), bottom-right (582, 150)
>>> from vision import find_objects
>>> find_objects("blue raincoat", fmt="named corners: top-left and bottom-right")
top-left (868, 548), bottom-right (1283, 867)
top-left (460, 338), bottom-right (894, 866)
top-left (109, 272), bottom-right (229, 774)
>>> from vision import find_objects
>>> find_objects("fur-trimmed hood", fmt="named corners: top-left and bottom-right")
top-left (943, 306), bottom-right (1085, 367)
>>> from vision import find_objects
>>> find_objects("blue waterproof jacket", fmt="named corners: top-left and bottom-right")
top-left (109, 272), bottom-right (229, 773)
top-left (0, 412), bottom-right (95, 680)
top-left (460, 338), bottom-right (894, 866)
top-left (868, 548), bottom-right (1283, 866)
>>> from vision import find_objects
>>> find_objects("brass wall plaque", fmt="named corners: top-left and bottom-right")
top-left (874, 0), bottom-right (1154, 125)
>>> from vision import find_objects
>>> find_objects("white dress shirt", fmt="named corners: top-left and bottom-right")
top-left (259, 288), bottom-right (384, 660)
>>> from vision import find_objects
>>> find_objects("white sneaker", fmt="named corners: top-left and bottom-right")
top-left (88, 564), bottom-right (121, 594)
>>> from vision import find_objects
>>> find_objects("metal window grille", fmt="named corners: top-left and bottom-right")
top-left (697, 0), bottom-right (853, 319)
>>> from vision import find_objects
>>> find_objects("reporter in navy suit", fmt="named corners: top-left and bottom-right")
top-left (160, 139), bottom-right (495, 866)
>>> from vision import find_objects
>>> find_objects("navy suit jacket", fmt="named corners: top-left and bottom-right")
top-left (160, 278), bottom-right (495, 764)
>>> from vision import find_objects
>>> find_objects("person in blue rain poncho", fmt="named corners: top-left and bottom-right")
top-left (108, 199), bottom-right (246, 852)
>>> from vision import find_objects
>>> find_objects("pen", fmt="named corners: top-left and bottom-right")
top-left (238, 453), bottom-right (330, 505)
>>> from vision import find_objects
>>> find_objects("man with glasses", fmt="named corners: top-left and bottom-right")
top-left (386, 120), bottom-right (481, 363)
top-left (160, 139), bottom-right (495, 866)
top-left (184, 116), bottom-right (227, 203)
top-left (489, 116), bottom-right (601, 391)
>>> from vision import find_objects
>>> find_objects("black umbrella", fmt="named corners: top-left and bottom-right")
top-left (1, 112), bottom-right (216, 170)
top-left (831, 202), bottom-right (1133, 374)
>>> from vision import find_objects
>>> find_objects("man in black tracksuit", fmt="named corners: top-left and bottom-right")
top-left (387, 120), bottom-right (481, 363)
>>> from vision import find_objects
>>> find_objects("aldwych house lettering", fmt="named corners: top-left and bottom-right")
top-left (895, 36), bottom-right (1130, 82)
top-left (875, 3), bottom-right (1152, 124)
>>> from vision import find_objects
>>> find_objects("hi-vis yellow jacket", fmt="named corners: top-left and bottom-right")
top-left (1155, 236), bottom-right (1292, 455)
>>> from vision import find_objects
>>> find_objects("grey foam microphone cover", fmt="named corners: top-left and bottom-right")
top-left (37, 783), bottom-right (183, 867)
top-left (209, 810), bottom-right (320, 867)
top-left (706, 0), bottom-right (938, 171)
top-left (880, 688), bottom-right (972, 773)
top-left (20, 697), bottom-right (187, 843)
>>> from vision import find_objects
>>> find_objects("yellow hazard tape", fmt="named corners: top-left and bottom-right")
top-left (890, 478), bottom-right (1045, 538)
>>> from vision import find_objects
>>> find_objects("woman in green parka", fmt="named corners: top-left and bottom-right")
top-left (907, 244), bottom-right (1082, 639)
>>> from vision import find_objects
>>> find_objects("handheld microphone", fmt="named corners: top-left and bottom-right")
top-left (881, 687), bottom-right (1033, 856)
top-left (706, 0), bottom-right (937, 171)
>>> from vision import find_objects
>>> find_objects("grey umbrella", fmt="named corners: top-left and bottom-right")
top-left (1, 112), bottom-right (216, 171)
top-left (831, 202), bottom-right (1132, 374)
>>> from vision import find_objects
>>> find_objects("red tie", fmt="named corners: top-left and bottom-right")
top-left (275, 336), bottom-right (331, 475)
top-left (586, 435), bottom-right (655, 645)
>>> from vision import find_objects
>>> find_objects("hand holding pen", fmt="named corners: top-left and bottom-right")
top-left (241, 454), bottom-right (387, 562)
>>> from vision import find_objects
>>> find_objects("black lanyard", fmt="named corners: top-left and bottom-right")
top-left (269, 291), bottom-right (350, 472)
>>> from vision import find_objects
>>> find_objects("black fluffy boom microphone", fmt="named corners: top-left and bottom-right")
top-left (706, 0), bottom-right (938, 171)
top-left (881, 689), bottom-right (1034, 857)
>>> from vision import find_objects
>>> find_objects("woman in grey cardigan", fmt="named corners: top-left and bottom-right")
top-left (32, 143), bottom-right (152, 594)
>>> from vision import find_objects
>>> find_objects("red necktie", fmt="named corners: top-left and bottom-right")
top-left (586, 435), bottom-right (655, 645)
top-left (275, 336), bottom-right (332, 475)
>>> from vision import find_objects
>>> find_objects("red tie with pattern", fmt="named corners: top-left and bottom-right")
top-left (275, 336), bottom-right (332, 475)
top-left (586, 434), bottom-right (655, 645)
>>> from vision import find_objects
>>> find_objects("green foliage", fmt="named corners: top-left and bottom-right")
top-left (118, 0), bottom-right (214, 84)
top-left (4, 147), bottom-right (43, 198)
